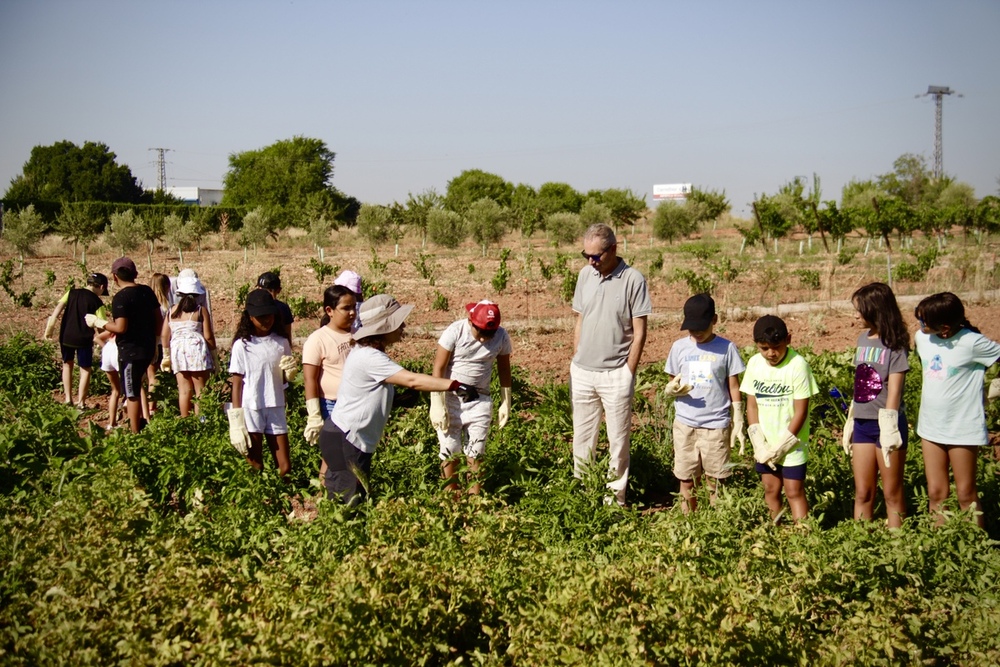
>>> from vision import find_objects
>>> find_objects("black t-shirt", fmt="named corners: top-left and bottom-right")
top-left (111, 284), bottom-right (161, 362)
top-left (277, 300), bottom-right (294, 327)
top-left (60, 289), bottom-right (104, 348)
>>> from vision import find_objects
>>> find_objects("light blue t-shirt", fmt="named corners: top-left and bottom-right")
top-left (330, 346), bottom-right (404, 453)
top-left (665, 335), bottom-right (745, 429)
top-left (915, 328), bottom-right (1000, 445)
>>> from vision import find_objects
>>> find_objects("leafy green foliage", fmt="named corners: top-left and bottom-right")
top-left (671, 268), bottom-right (714, 295)
top-left (0, 205), bottom-right (44, 262)
top-left (306, 258), bottom-right (337, 284)
top-left (431, 291), bottom-right (449, 311)
top-left (4, 140), bottom-right (147, 204)
top-left (795, 268), bottom-right (821, 290)
top-left (491, 248), bottom-right (512, 293)
top-left (2, 337), bottom-right (1000, 664)
top-left (545, 211), bottom-right (583, 246)
top-left (466, 197), bottom-right (508, 250)
top-left (237, 206), bottom-right (274, 254)
top-left (411, 252), bottom-right (436, 285)
top-left (0, 260), bottom-right (36, 307)
top-left (355, 203), bottom-right (399, 246)
top-left (104, 209), bottom-right (143, 256)
top-left (652, 200), bottom-right (697, 243)
top-left (443, 169), bottom-right (513, 213)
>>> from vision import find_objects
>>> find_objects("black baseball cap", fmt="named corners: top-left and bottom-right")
top-left (86, 272), bottom-right (109, 296)
top-left (681, 293), bottom-right (715, 331)
top-left (257, 271), bottom-right (281, 290)
top-left (245, 289), bottom-right (279, 317)
top-left (753, 315), bottom-right (789, 343)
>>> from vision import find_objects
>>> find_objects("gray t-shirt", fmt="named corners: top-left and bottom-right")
top-left (852, 331), bottom-right (909, 420)
top-left (330, 346), bottom-right (404, 453)
top-left (665, 335), bottom-right (746, 429)
top-left (438, 319), bottom-right (513, 392)
top-left (571, 258), bottom-right (652, 371)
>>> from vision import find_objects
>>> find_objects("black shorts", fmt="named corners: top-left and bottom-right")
top-left (755, 462), bottom-right (807, 481)
top-left (319, 422), bottom-right (373, 505)
top-left (120, 358), bottom-right (151, 400)
top-left (61, 344), bottom-right (94, 369)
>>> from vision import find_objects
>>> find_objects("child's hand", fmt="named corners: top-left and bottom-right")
top-left (842, 402), bottom-right (856, 457)
top-left (877, 409), bottom-right (903, 467)
top-left (279, 355), bottom-right (298, 381)
top-left (663, 375), bottom-right (693, 397)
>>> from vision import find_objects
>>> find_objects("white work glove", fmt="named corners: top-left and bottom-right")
top-left (160, 347), bottom-right (172, 373)
top-left (988, 378), bottom-right (1000, 401)
top-left (303, 397), bottom-right (324, 445)
top-left (227, 407), bottom-right (251, 456)
top-left (429, 391), bottom-right (449, 431)
top-left (43, 315), bottom-right (57, 340)
top-left (730, 401), bottom-right (747, 455)
top-left (747, 424), bottom-right (776, 470)
top-left (663, 374), bottom-right (693, 397)
top-left (841, 401), bottom-right (856, 458)
top-left (498, 386), bottom-right (512, 429)
top-left (878, 408), bottom-right (904, 468)
top-left (766, 428), bottom-right (802, 466)
top-left (84, 313), bottom-right (108, 330)
top-left (279, 355), bottom-right (298, 382)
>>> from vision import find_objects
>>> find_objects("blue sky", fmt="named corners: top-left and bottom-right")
top-left (2, 0), bottom-right (998, 216)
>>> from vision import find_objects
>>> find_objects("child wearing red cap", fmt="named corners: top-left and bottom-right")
top-left (430, 300), bottom-right (513, 495)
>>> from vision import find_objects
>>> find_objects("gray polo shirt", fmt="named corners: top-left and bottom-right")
top-left (572, 258), bottom-right (652, 371)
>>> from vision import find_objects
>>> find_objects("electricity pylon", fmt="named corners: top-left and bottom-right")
top-left (915, 86), bottom-right (961, 180)
top-left (148, 147), bottom-right (172, 191)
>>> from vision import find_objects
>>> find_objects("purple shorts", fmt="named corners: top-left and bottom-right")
top-left (852, 415), bottom-right (909, 450)
top-left (755, 462), bottom-right (807, 481)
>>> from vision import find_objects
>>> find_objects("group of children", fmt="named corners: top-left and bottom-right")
top-left (45, 258), bottom-right (1000, 524)
top-left (665, 286), bottom-right (1000, 527)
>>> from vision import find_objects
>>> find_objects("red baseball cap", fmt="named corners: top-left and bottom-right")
top-left (466, 300), bottom-right (501, 331)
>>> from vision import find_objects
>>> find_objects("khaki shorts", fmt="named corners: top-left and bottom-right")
top-left (672, 420), bottom-right (732, 481)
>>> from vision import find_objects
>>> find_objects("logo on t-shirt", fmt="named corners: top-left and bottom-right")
top-left (751, 380), bottom-right (791, 397)
top-left (927, 354), bottom-right (945, 380)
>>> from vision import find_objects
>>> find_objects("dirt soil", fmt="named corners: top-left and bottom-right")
top-left (4, 226), bottom-right (1000, 400)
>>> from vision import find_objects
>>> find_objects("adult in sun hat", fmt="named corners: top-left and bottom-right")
top-left (333, 269), bottom-right (364, 333)
top-left (429, 300), bottom-right (513, 496)
top-left (319, 294), bottom-right (480, 504)
top-left (168, 268), bottom-right (213, 314)
top-left (570, 223), bottom-right (652, 506)
top-left (42, 271), bottom-right (109, 408)
top-left (90, 257), bottom-right (163, 433)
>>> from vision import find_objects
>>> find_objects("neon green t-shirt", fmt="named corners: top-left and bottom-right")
top-left (740, 348), bottom-right (819, 466)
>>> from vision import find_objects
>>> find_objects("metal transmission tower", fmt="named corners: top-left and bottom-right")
top-left (148, 147), bottom-right (172, 190)
top-left (916, 86), bottom-right (961, 180)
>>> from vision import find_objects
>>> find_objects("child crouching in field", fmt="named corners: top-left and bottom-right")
top-left (740, 315), bottom-right (819, 522)
top-left (663, 294), bottom-right (746, 512)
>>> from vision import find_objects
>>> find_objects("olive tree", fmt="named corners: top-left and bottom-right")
top-left (104, 210), bottom-right (143, 257)
top-left (162, 213), bottom-right (194, 265)
top-left (426, 208), bottom-right (466, 249)
top-left (465, 197), bottom-right (508, 255)
top-left (1, 205), bottom-right (44, 269)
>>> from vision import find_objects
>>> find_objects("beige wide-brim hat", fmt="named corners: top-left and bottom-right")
top-left (353, 294), bottom-right (413, 340)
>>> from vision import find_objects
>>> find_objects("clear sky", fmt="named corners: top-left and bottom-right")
top-left (2, 0), bottom-right (998, 216)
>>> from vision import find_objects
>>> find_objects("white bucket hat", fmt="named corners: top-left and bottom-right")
top-left (176, 275), bottom-right (206, 295)
top-left (352, 294), bottom-right (413, 340)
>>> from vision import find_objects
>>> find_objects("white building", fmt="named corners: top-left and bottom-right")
top-left (160, 186), bottom-right (224, 206)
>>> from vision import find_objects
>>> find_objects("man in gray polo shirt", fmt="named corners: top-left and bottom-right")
top-left (571, 223), bottom-right (652, 505)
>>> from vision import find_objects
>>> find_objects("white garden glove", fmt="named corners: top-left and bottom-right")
top-left (84, 313), bottom-right (108, 330)
top-left (43, 315), bottom-right (57, 340)
top-left (747, 424), bottom-right (776, 470)
top-left (730, 401), bottom-right (747, 455)
top-left (663, 375), bottom-right (693, 397)
top-left (878, 408), bottom-right (904, 468)
top-left (160, 348), bottom-right (172, 373)
top-left (841, 401), bottom-right (856, 458)
top-left (279, 355), bottom-right (298, 382)
top-left (988, 378), bottom-right (1000, 401)
top-left (303, 397), bottom-right (324, 446)
top-left (429, 392), bottom-right (449, 431)
top-left (498, 386), bottom-right (512, 429)
top-left (766, 428), bottom-right (802, 466)
top-left (227, 407), bottom-right (251, 456)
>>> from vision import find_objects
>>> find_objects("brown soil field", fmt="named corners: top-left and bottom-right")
top-left (3, 222), bottom-right (999, 395)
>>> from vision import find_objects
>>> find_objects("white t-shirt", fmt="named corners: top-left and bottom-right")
top-left (229, 334), bottom-right (292, 410)
top-left (437, 319), bottom-right (513, 392)
top-left (330, 346), bottom-right (405, 453)
top-left (915, 328), bottom-right (1000, 445)
top-left (302, 325), bottom-right (353, 399)
top-left (665, 334), bottom-right (745, 429)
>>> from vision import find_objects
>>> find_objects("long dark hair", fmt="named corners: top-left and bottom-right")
top-left (171, 294), bottom-right (200, 317)
top-left (232, 310), bottom-right (288, 343)
top-left (319, 284), bottom-right (356, 328)
top-left (852, 282), bottom-right (910, 352)
top-left (915, 292), bottom-right (980, 334)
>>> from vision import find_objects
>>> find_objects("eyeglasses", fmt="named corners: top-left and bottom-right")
top-left (581, 248), bottom-right (609, 263)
